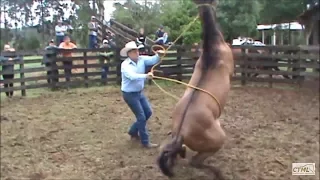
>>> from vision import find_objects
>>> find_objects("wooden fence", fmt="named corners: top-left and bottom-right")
top-left (0, 45), bottom-right (319, 96)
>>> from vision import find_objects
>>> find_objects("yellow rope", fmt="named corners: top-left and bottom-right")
top-left (148, 5), bottom-right (222, 117)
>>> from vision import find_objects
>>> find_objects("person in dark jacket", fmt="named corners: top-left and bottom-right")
top-left (155, 25), bottom-right (164, 40)
top-left (0, 45), bottom-right (19, 97)
top-left (43, 40), bottom-right (59, 84)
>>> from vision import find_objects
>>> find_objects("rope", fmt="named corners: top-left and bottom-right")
top-left (148, 4), bottom-right (222, 118)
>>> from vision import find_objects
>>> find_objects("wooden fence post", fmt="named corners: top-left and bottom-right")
top-left (19, 58), bottom-right (26, 96)
top-left (115, 48), bottom-right (122, 85)
top-left (176, 46), bottom-right (183, 81)
top-left (268, 49), bottom-right (273, 88)
top-left (84, 51), bottom-right (88, 88)
top-left (241, 48), bottom-right (247, 86)
top-left (298, 47), bottom-right (303, 88)
top-left (51, 52), bottom-right (58, 90)
top-left (100, 55), bottom-right (107, 85)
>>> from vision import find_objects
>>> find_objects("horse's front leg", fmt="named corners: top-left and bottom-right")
top-left (189, 152), bottom-right (225, 180)
top-left (165, 131), bottom-right (186, 158)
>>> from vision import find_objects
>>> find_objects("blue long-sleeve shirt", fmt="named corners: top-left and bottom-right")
top-left (121, 54), bottom-right (160, 92)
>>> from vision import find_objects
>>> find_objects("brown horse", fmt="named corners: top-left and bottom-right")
top-left (157, 0), bottom-right (233, 179)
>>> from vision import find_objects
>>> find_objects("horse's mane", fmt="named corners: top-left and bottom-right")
top-left (199, 5), bottom-right (222, 70)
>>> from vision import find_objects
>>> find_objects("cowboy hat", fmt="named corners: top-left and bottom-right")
top-left (102, 39), bottom-right (109, 44)
top-left (120, 41), bottom-right (139, 57)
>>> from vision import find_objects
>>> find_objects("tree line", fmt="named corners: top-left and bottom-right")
top-left (112, 0), bottom-right (317, 44)
top-left (0, 0), bottom-right (318, 49)
top-left (0, 0), bottom-right (104, 49)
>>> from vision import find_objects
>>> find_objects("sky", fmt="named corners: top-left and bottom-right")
top-left (0, 0), bottom-right (157, 28)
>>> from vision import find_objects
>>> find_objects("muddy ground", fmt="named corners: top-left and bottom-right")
top-left (1, 86), bottom-right (319, 180)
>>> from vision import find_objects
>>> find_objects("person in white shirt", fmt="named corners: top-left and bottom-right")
top-left (55, 20), bottom-right (66, 46)
top-left (88, 16), bottom-right (99, 48)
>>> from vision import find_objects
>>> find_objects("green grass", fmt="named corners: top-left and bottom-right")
top-left (24, 56), bottom-right (42, 60)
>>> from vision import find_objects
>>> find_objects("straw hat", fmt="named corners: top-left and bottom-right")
top-left (120, 41), bottom-right (139, 57)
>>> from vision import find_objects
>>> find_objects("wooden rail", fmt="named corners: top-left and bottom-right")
top-left (109, 19), bottom-right (155, 45)
top-left (0, 45), bottom-right (319, 96)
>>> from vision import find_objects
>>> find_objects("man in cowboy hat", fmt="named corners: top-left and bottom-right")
top-left (120, 41), bottom-right (163, 148)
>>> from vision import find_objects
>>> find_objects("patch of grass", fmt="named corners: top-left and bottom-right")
top-left (24, 56), bottom-right (42, 60)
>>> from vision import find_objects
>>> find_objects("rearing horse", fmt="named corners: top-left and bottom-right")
top-left (157, 0), bottom-right (233, 179)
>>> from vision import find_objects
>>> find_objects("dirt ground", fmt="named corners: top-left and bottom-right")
top-left (1, 85), bottom-right (319, 180)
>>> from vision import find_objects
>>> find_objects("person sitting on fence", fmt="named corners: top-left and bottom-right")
top-left (120, 41), bottom-right (163, 148)
top-left (155, 31), bottom-right (168, 45)
top-left (136, 28), bottom-right (148, 55)
top-left (136, 28), bottom-right (146, 46)
top-left (88, 16), bottom-right (99, 49)
top-left (155, 25), bottom-right (165, 41)
top-left (55, 20), bottom-right (66, 46)
top-left (59, 36), bottom-right (77, 82)
top-left (43, 39), bottom-right (59, 84)
top-left (0, 45), bottom-right (19, 97)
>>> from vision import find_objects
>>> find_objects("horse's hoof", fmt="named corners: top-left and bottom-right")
top-left (179, 145), bottom-right (187, 158)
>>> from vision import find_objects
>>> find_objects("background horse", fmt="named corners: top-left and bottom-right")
top-left (157, 0), bottom-right (233, 179)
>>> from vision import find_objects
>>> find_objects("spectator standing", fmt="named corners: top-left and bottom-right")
top-left (59, 36), bottom-right (77, 82)
top-left (55, 20), bottom-right (66, 46)
top-left (88, 16), bottom-right (99, 48)
top-left (43, 40), bottom-right (59, 84)
top-left (99, 39), bottom-right (112, 82)
top-left (0, 45), bottom-right (19, 97)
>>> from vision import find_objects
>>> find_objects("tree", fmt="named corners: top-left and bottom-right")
top-left (112, 0), bottom-right (162, 35)
top-left (258, 0), bottom-right (308, 24)
top-left (160, 0), bottom-right (200, 44)
top-left (216, 0), bottom-right (262, 43)
top-left (0, 0), bottom-right (103, 48)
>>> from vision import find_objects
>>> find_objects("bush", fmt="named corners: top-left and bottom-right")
top-left (16, 36), bottom-right (41, 50)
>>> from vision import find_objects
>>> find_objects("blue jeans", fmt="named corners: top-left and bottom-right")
top-left (122, 91), bottom-right (152, 145)
top-left (101, 65), bottom-right (109, 79)
top-left (89, 35), bottom-right (97, 48)
top-left (56, 35), bottom-right (64, 46)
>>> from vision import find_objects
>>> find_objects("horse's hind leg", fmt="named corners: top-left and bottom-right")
top-left (189, 152), bottom-right (224, 180)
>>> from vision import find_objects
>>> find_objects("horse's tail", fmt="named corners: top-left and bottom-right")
top-left (199, 3), bottom-right (222, 70)
top-left (157, 135), bottom-right (184, 177)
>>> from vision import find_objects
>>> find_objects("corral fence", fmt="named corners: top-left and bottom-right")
top-left (0, 45), bottom-right (319, 97)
